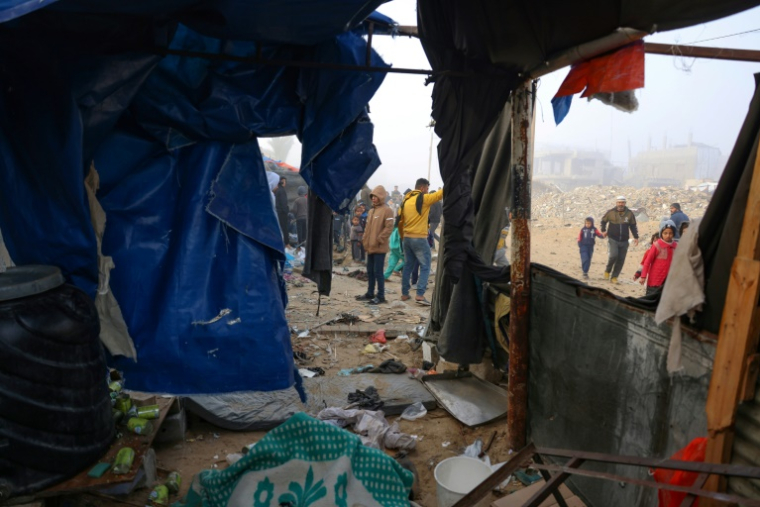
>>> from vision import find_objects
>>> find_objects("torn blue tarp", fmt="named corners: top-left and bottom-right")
top-left (0, 5), bottom-right (389, 394)
top-left (96, 130), bottom-right (294, 393)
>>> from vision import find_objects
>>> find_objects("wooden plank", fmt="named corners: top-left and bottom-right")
top-left (704, 257), bottom-right (760, 500)
top-left (315, 324), bottom-right (417, 333)
top-left (645, 43), bottom-right (760, 64)
top-left (703, 142), bottom-right (760, 504)
top-left (737, 149), bottom-right (760, 260)
top-left (680, 473), bottom-right (709, 507)
top-left (40, 397), bottom-right (174, 497)
top-left (524, 457), bottom-right (584, 507)
top-left (532, 463), bottom-right (760, 506)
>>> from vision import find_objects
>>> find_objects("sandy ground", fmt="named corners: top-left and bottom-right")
top-left (77, 219), bottom-right (670, 507)
top-left (531, 216), bottom-right (696, 299)
top-left (84, 256), bottom-right (520, 507)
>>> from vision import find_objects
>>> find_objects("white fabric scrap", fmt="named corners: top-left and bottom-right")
top-left (192, 308), bottom-right (232, 326)
top-left (655, 218), bottom-right (704, 375)
top-left (85, 166), bottom-right (137, 359)
top-left (317, 407), bottom-right (416, 451)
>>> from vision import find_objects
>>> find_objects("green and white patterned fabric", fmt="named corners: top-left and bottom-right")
top-left (173, 412), bottom-right (414, 507)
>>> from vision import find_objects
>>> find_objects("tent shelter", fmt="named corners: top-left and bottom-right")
top-left (416, 0), bottom-right (760, 503)
top-left (4, 0), bottom-right (760, 504)
top-left (0, 0), bottom-right (398, 394)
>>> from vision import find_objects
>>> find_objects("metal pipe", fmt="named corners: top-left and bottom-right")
top-left (154, 47), bottom-right (434, 76)
top-left (645, 42), bottom-right (760, 63)
top-left (528, 27), bottom-right (648, 79)
top-left (507, 79), bottom-right (535, 451)
top-left (365, 22), bottom-right (374, 67)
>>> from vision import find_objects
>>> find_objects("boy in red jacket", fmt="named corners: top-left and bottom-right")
top-left (639, 220), bottom-right (677, 296)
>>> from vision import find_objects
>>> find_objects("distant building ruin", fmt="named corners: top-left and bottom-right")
top-left (628, 137), bottom-right (723, 187)
top-left (534, 149), bottom-right (623, 190)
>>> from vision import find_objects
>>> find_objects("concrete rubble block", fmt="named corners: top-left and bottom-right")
top-left (154, 399), bottom-right (186, 444)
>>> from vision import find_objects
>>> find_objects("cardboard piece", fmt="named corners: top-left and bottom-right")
top-left (491, 480), bottom-right (586, 507)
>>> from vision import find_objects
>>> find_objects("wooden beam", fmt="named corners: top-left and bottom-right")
top-left (704, 143), bottom-right (760, 502)
top-left (645, 43), bottom-right (760, 64)
top-left (507, 80), bottom-right (535, 451)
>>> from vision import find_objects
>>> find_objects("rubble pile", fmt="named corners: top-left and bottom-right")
top-left (531, 185), bottom-right (713, 223)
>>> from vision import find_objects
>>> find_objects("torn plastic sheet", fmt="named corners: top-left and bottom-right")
top-left (99, 134), bottom-right (296, 394)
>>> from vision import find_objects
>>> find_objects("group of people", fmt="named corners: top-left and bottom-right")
top-left (350, 178), bottom-right (444, 306)
top-left (577, 196), bottom-right (690, 295)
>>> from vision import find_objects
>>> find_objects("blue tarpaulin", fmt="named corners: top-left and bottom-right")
top-left (0, 1), bottom-right (391, 394)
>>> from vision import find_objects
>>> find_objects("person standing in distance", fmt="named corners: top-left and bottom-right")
top-left (600, 196), bottom-right (639, 284)
top-left (399, 178), bottom-right (443, 306)
top-left (274, 177), bottom-right (290, 246)
top-left (669, 203), bottom-right (690, 240)
top-left (292, 186), bottom-right (308, 247)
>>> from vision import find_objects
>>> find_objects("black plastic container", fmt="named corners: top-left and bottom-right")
top-left (0, 266), bottom-right (114, 499)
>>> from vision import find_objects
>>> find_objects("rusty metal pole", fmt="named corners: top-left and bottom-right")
top-left (508, 79), bottom-right (535, 451)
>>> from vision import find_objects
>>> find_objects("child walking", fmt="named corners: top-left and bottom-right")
top-left (350, 216), bottom-right (364, 262)
top-left (384, 222), bottom-right (404, 281)
top-left (577, 216), bottom-right (603, 279)
top-left (639, 220), bottom-right (678, 296)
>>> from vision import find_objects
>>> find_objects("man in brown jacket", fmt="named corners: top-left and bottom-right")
top-left (356, 185), bottom-right (395, 304)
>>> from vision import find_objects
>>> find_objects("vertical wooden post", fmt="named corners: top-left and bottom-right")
top-left (508, 79), bottom-right (535, 450)
top-left (703, 143), bottom-right (760, 503)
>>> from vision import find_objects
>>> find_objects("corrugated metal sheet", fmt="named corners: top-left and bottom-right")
top-left (528, 266), bottom-right (715, 507)
top-left (730, 380), bottom-right (760, 499)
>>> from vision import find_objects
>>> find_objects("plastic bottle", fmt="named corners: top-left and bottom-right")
top-left (137, 405), bottom-right (160, 420)
top-left (165, 471), bottom-right (182, 494)
top-left (149, 484), bottom-right (169, 505)
top-left (112, 447), bottom-right (135, 475)
top-left (114, 394), bottom-right (132, 414)
top-left (127, 417), bottom-right (154, 435)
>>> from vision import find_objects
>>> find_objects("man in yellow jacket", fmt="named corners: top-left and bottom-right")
top-left (399, 178), bottom-right (443, 306)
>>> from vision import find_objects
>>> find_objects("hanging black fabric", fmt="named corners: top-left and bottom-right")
top-left (431, 102), bottom-right (513, 364)
top-left (302, 192), bottom-right (333, 296)
top-left (418, 0), bottom-right (515, 286)
top-left (696, 74), bottom-right (760, 333)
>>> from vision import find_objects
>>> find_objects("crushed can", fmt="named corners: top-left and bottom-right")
top-left (114, 393), bottom-right (132, 414)
top-left (137, 404), bottom-right (160, 420)
top-left (127, 417), bottom-right (154, 435)
top-left (112, 447), bottom-right (135, 475)
top-left (149, 484), bottom-right (169, 505)
top-left (165, 471), bottom-right (182, 494)
top-left (112, 409), bottom-right (124, 426)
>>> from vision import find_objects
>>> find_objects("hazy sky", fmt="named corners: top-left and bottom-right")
top-left (280, 1), bottom-right (760, 192)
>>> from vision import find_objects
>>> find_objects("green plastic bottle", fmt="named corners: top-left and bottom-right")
top-left (165, 471), bottom-right (182, 494)
top-left (149, 484), bottom-right (169, 505)
top-left (127, 417), bottom-right (154, 435)
top-left (137, 404), bottom-right (160, 420)
top-left (112, 447), bottom-right (135, 475)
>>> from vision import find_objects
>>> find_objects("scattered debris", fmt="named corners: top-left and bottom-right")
top-left (532, 185), bottom-right (711, 222)
top-left (400, 402), bottom-right (427, 421)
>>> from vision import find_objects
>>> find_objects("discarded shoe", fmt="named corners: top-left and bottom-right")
top-left (355, 293), bottom-right (374, 301)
